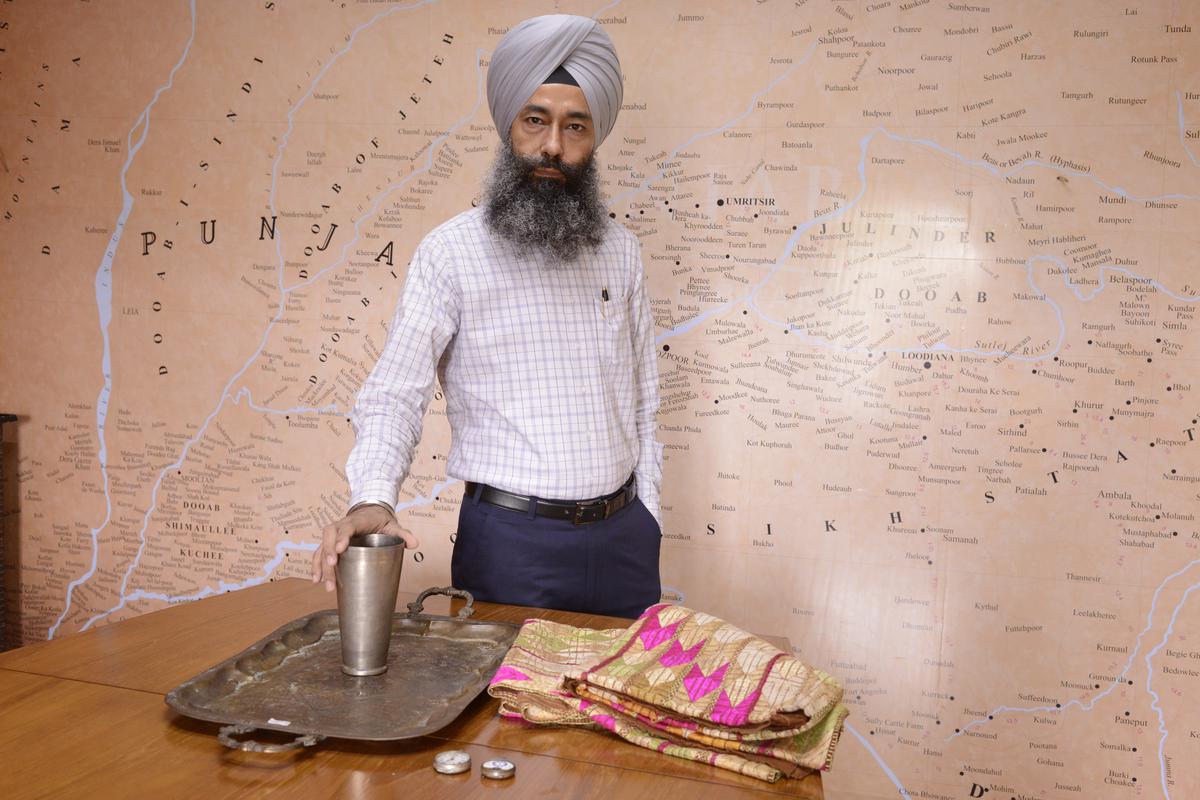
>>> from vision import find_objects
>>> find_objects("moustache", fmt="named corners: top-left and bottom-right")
top-left (516, 154), bottom-right (591, 187)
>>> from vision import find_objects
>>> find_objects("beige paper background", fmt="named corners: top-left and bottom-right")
top-left (2, 1), bottom-right (1199, 797)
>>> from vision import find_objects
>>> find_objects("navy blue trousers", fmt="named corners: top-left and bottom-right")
top-left (451, 490), bottom-right (661, 619)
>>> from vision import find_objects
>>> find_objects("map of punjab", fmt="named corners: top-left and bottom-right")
top-left (2, 1), bottom-right (1200, 797)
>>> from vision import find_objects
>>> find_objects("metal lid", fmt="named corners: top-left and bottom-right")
top-left (481, 758), bottom-right (515, 780)
top-left (433, 750), bottom-right (472, 774)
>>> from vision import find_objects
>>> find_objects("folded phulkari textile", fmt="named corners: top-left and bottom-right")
top-left (488, 618), bottom-right (625, 726)
top-left (487, 604), bottom-right (848, 782)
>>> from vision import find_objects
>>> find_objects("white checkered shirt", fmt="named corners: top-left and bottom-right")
top-left (347, 206), bottom-right (663, 525)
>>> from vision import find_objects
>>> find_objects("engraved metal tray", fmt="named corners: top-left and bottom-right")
top-left (165, 587), bottom-right (519, 751)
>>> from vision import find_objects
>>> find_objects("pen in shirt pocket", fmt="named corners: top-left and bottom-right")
top-left (600, 286), bottom-right (609, 319)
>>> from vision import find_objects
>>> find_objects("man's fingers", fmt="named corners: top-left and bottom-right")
top-left (313, 512), bottom-right (409, 591)
top-left (387, 523), bottom-right (420, 551)
top-left (313, 523), bottom-right (338, 581)
top-left (315, 522), bottom-right (351, 588)
top-left (333, 521), bottom-right (354, 554)
top-left (321, 553), bottom-right (337, 590)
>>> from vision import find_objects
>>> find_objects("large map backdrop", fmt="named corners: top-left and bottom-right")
top-left (3, 0), bottom-right (1200, 797)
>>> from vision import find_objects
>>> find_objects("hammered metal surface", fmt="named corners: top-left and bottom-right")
top-left (166, 609), bottom-right (519, 741)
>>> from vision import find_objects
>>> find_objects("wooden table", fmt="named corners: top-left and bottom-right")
top-left (0, 578), bottom-right (823, 799)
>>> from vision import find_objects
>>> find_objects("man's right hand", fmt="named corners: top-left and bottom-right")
top-left (312, 504), bottom-right (420, 592)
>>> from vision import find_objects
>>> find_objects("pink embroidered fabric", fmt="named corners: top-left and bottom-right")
top-left (487, 604), bottom-right (848, 782)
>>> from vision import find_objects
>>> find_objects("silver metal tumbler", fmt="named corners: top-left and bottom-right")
top-left (335, 532), bottom-right (405, 676)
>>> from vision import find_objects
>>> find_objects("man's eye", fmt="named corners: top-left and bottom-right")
top-left (527, 116), bottom-right (544, 125)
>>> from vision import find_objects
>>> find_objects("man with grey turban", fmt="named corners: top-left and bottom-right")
top-left (315, 14), bottom-right (664, 620)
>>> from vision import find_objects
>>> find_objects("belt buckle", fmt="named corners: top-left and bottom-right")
top-left (574, 493), bottom-right (625, 525)
top-left (573, 498), bottom-right (606, 525)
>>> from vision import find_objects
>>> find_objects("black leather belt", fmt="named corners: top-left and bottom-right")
top-left (464, 474), bottom-right (637, 525)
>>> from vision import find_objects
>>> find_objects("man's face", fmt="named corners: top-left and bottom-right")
top-left (508, 83), bottom-right (596, 179)
top-left (483, 82), bottom-right (606, 261)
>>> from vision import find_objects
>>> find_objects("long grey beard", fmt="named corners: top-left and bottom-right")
top-left (482, 145), bottom-right (608, 263)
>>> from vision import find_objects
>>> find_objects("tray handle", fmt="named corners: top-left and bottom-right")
top-left (407, 585), bottom-right (475, 619)
top-left (218, 724), bottom-right (325, 753)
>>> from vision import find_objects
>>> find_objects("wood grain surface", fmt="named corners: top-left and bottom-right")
top-left (0, 579), bottom-right (824, 799)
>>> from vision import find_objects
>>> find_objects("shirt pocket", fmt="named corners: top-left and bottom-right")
top-left (594, 289), bottom-right (633, 368)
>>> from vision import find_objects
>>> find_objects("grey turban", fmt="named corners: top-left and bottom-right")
top-left (487, 14), bottom-right (623, 149)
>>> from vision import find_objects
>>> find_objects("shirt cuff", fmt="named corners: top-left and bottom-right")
top-left (349, 479), bottom-right (400, 512)
top-left (635, 439), bottom-right (664, 528)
